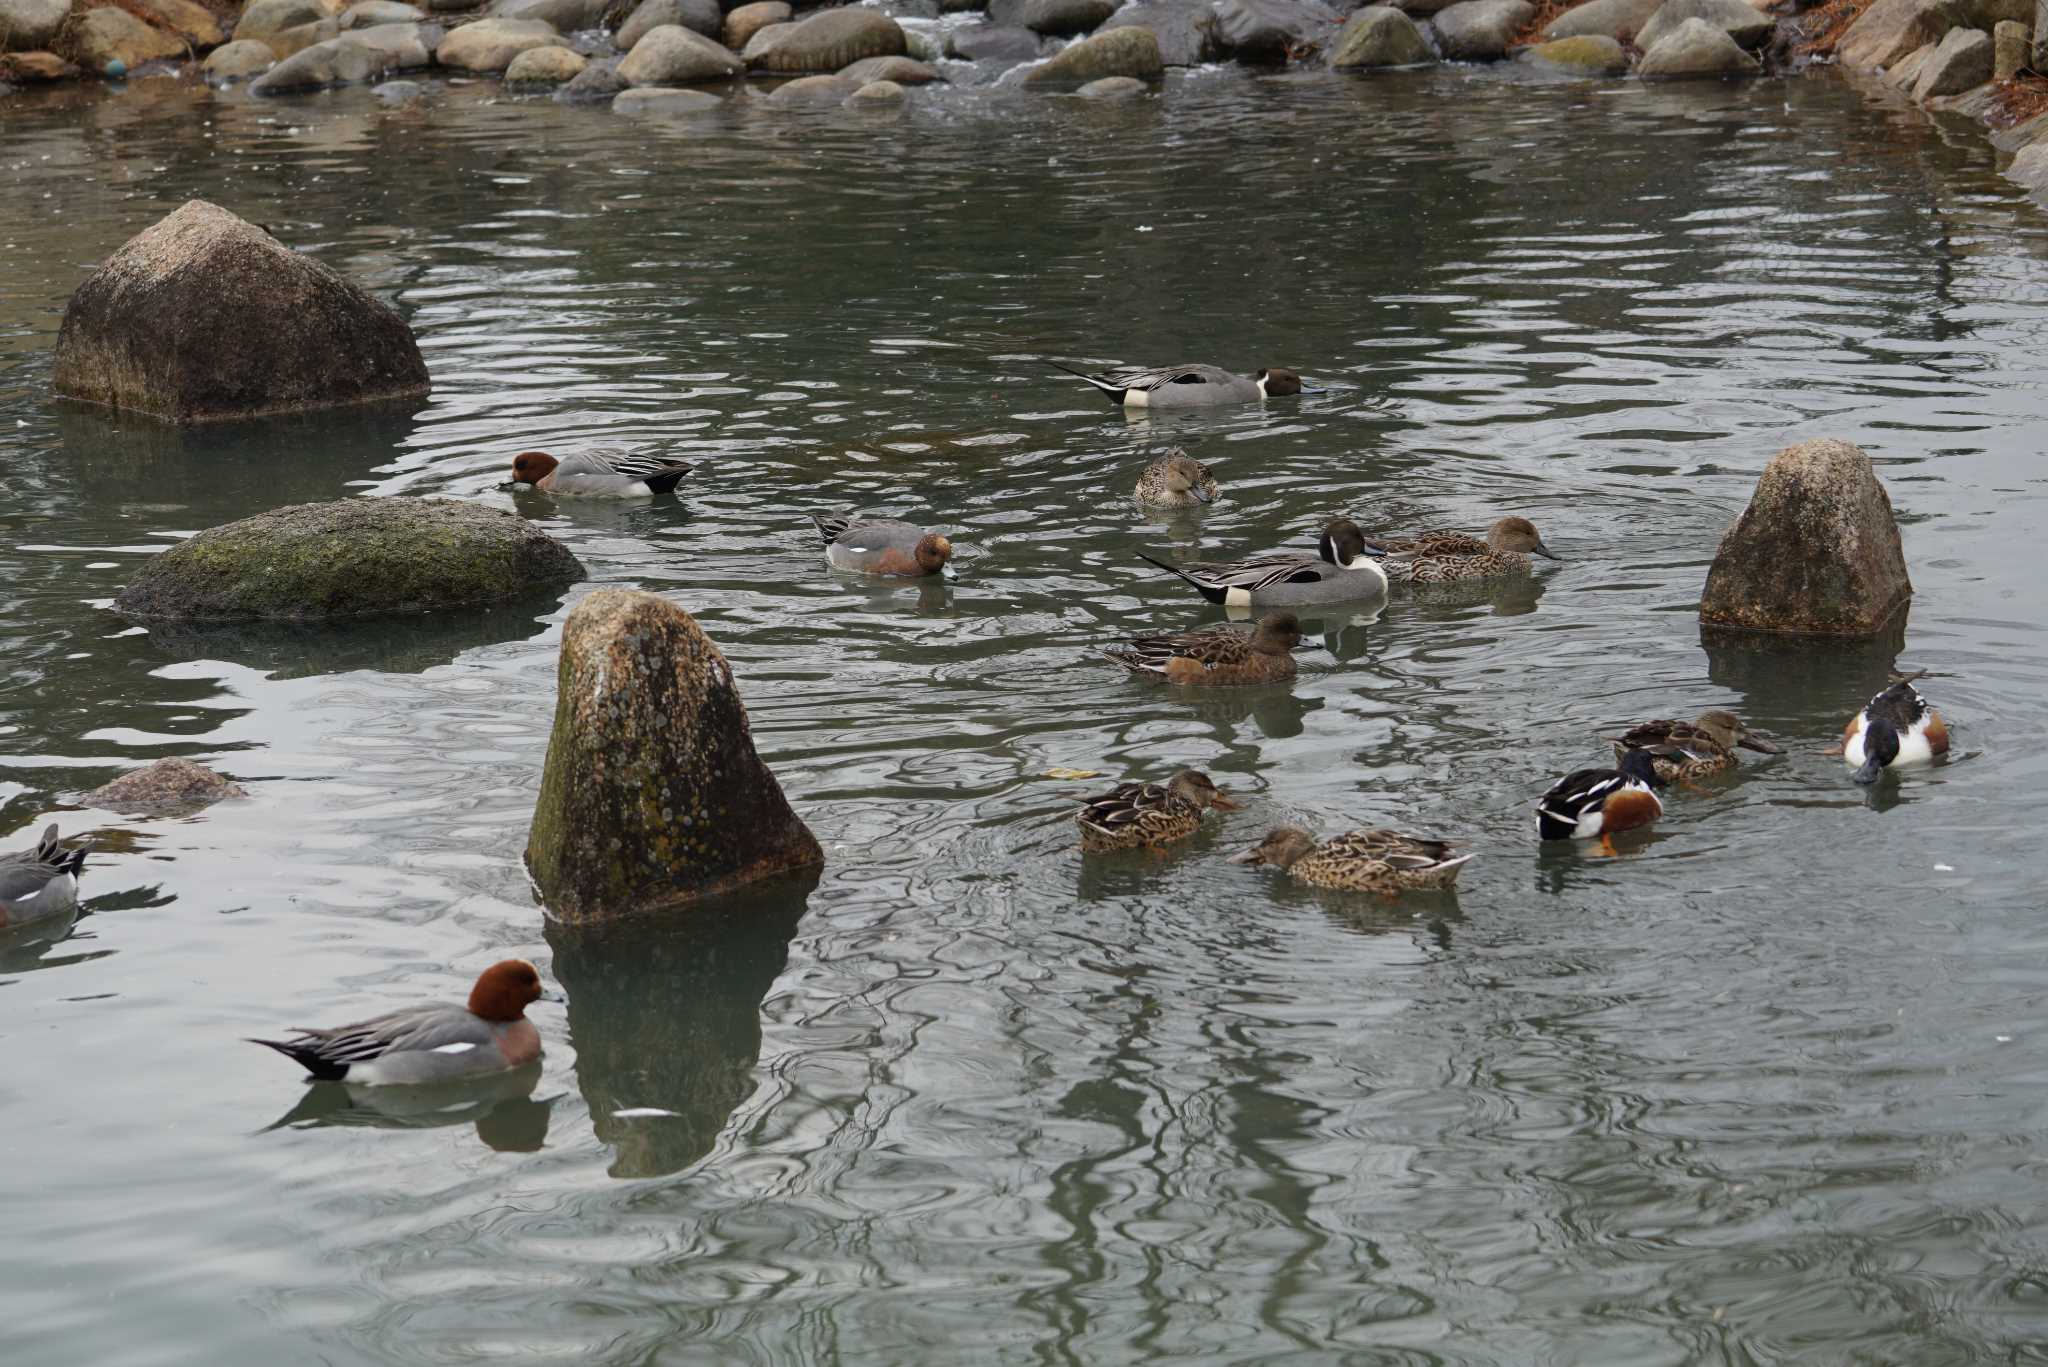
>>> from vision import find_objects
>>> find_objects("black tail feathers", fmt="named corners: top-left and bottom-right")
top-left (248, 1037), bottom-right (348, 1082)
top-left (1135, 552), bottom-right (1226, 606)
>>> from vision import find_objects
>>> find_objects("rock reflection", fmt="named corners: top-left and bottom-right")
top-left (130, 599), bottom-right (567, 680)
top-left (548, 874), bottom-right (813, 1179)
top-left (1699, 610), bottom-right (1911, 747)
top-left (259, 1062), bottom-right (554, 1154)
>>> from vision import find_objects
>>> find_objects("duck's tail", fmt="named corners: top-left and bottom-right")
top-left (642, 463), bottom-right (695, 495)
top-left (1046, 360), bottom-right (1126, 406)
top-left (247, 1036), bottom-right (349, 1082)
top-left (1135, 552), bottom-right (1227, 606)
top-left (810, 513), bottom-right (852, 548)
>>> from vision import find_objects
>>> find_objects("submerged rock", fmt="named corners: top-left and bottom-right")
top-left (1911, 22), bottom-right (1991, 97)
top-left (435, 16), bottom-right (561, 70)
top-left (85, 758), bottom-right (248, 816)
top-left (767, 70), bottom-right (858, 100)
top-left (1078, 72), bottom-right (1148, 93)
top-left (745, 6), bottom-right (904, 72)
top-left (1100, 2), bottom-right (1227, 65)
top-left (1635, 0), bottom-right (1773, 50)
top-left (1519, 32), bottom-right (1628, 71)
top-left (721, 0), bottom-right (788, 50)
top-left (612, 82), bottom-right (722, 110)
top-left (1636, 15), bottom-right (1758, 74)
top-left (619, 23), bottom-right (740, 81)
top-left (1698, 438), bottom-right (1913, 638)
top-left (1544, 0), bottom-right (1662, 40)
top-left (204, 39), bottom-right (280, 79)
top-left (1429, 0), bottom-right (1533, 60)
top-left (525, 590), bottom-right (824, 924)
top-left (116, 498), bottom-right (584, 623)
top-left (55, 8), bottom-right (187, 71)
top-left (1837, 0), bottom-right (1961, 67)
top-left (838, 53), bottom-right (939, 83)
top-left (1328, 6), bottom-right (1432, 66)
top-left (505, 42), bottom-right (585, 80)
top-left (54, 200), bottom-right (430, 424)
top-left (1022, 24), bottom-right (1162, 81)
top-left (846, 76), bottom-right (905, 101)
top-left (557, 54), bottom-right (628, 97)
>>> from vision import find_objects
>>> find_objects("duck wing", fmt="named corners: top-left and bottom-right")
top-left (1539, 766), bottom-right (1628, 822)
top-left (1136, 552), bottom-right (1332, 604)
top-left (1101, 625), bottom-right (1252, 675)
top-left (1328, 829), bottom-right (1462, 872)
top-left (1863, 680), bottom-right (1930, 730)
top-left (1077, 781), bottom-right (1171, 832)
top-left (810, 513), bottom-right (855, 547)
top-left (250, 1002), bottom-right (491, 1080)
top-left (587, 449), bottom-right (696, 492)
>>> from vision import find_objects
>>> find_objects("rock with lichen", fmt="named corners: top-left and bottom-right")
top-left (85, 758), bottom-right (249, 816)
top-left (525, 589), bottom-right (823, 924)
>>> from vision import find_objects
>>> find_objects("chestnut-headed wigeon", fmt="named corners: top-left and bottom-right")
top-left (0, 824), bottom-right (87, 928)
top-left (811, 513), bottom-right (953, 578)
top-left (250, 959), bottom-right (562, 1086)
top-left (507, 449), bottom-right (695, 498)
top-left (1048, 360), bottom-right (1326, 408)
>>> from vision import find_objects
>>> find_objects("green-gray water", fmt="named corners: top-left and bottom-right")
top-left (5, 62), bottom-right (2048, 1365)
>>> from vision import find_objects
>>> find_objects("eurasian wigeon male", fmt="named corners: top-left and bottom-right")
top-left (811, 513), bottom-right (953, 578)
top-left (0, 824), bottom-right (87, 928)
top-left (506, 449), bottom-right (695, 498)
top-left (250, 959), bottom-right (562, 1085)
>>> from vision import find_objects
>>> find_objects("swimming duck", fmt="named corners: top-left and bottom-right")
top-left (1365, 517), bottom-right (1560, 583)
top-left (1137, 518), bottom-right (1389, 608)
top-left (1101, 610), bottom-right (1306, 687)
top-left (811, 513), bottom-right (954, 578)
top-left (0, 824), bottom-right (87, 928)
top-left (1075, 769), bottom-right (1240, 852)
top-left (1839, 676), bottom-right (1948, 784)
top-left (1134, 450), bottom-right (1218, 509)
top-left (1230, 825), bottom-right (1472, 894)
top-left (507, 449), bottom-right (695, 497)
top-left (1049, 360), bottom-right (1323, 409)
top-left (250, 959), bottom-right (561, 1086)
top-left (1609, 709), bottom-right (1780, 783)
top-left (1537, 748), bottom-right (1666, 851)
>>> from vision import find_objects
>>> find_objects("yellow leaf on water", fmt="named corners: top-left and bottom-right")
top-left (1045, 768), bottom-right (1103, 781)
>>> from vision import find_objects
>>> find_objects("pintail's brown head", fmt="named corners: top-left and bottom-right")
top-left (1255, 367), bottom-right (1304, 397)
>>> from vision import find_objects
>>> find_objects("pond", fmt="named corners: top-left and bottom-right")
top-left (5, 59), bottom-right (2048, 1365)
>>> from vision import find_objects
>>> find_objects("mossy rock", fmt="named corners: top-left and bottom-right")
top-left (114, 498), bottom-right (585, 622)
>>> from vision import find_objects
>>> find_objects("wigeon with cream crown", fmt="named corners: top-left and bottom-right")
top-left (250, 959), bottom-right (562, 1086)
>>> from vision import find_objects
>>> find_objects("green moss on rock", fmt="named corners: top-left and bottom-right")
top-left (114, 498), bottom-right (585, 622)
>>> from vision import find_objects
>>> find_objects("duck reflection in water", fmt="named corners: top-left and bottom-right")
top-left (548, 873), bottom-right (813, 1180)
top-left (260, 1062), bottom-right (555, 1154)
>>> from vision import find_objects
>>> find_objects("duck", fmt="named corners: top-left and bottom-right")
top-left (1839, 675), bottom-right (1949, 784)
top-left (1608, 709), bottom-right (1780, 783)
top-left (1537, 747), bottom-right (1666, 852)
top-left (0, 824), bottom-right (87, 928)
top-left (1364, 516), bottom-right (1560, 583)
top-left (1134, 450), bottom-right (1218, 509)
top-left (1075, 769), bottom-right (1240, 852)
top-left (811, 513), bottom-right (953, 578)
top-left (507, 449), bottom-right (695, 498)
top-left (1101, 610), bottom-right (1307, 687)
top-left (1136, 518), bottom-right (1388, 608)
top-left (249, 959), bottom-right (561, 1086)
top-left (1049, 360), bottom-right (1324, 409)
top-left (1230, 825), bottom-right (1472, 894)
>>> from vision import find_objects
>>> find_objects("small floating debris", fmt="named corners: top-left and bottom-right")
top-left (610, 1107), bottom-right (680, 1119)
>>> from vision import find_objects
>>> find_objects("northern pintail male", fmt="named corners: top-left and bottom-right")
top-left (1050, 361), bottom-right (1325, 409)
top-left (0, 824), bottom-right (87, 927)
top-left (250, 959), bottom-right (562, 1085)
top-left (1137, 518), bottom-right (1388, 608)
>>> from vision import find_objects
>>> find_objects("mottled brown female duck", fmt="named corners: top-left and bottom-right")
top-left (1134, 450), bottom-right (1218, 509)
top-left (1100, 611), bottom-right (1305, 687)
top-left (1609, 709), bottom-right (1780, 783)
top-left (1075, 770), bottom-right (1240, 852)
top-left (1365, 516), bottom-right (1559, 583)
top-left (1230, 826), bottom-right (1472, 894)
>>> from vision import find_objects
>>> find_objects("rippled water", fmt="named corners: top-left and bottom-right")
top-left (6, 59), bottom-right (2048, 1364)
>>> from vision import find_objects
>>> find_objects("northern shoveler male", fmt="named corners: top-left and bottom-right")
top-left (1230, 825), bottom-right (1472, 894)
top-left (1075, 770), bottom-right (1240, 852)
top-left (1837, 675), bottom-right (1949, 784)
top-left (1537, 747), bottom-right (1667, 852)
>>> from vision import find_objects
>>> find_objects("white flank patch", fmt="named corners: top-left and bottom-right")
top-left (611, 1107), bottom-right (680, 1119)
top-left (1224, 587), bottom-right (1251, 607)
top-left (1897, 727), bottom-right (1935, 765)
top-left (432, 1042), bottom-right (480, 1054)
top-left (1125, 388), bottom-right (1148, 409)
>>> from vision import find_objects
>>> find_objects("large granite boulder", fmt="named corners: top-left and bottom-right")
top-left (488, 0), bottom-right (606, 30)
top-left (1544, 0), bottom-right (1662, 39)
top-left (234, 0), bottom-right (327, 42)
top-left (1429, 0), bottom-right (1532, 58)
top-left (1022, 22), bottom-right (1161, 78)
top-left (435, 15), bottom-right (559, 68)
top-left (53, 200), bottom-right (430, 424)
top-left (1838, 0), bottom-right (1961, 67)
top-left (745, 6), bottom-right (902, 71)
top-left (116, 499), bottom-right (584, 622)
top-left (54, 7), bottom-right (186, 70)
top-left (1328, 5), bottom-right (1432, 65)
top-left (1, 0), bottom-right (71, 52)
top-left (1518, 31), bottom-right (1627, 69)
top-left (1636, 15), bottom-right (1757, 72)
top-left (618, 0), bottom-right (718, 46)
top-left (945, 21), bottom-right (1042, 59)
top-left (618, 23), bottom-right (739, 81)
top-left (129, 0), bottom-right (226, 47)
top-left (1635, 0), bottom-right (1773, 50)
top-left (249, 25), bottom-right (433, 92)
top-left (84, 758), bottom-right (247, 816)
top-left (1212, 0), bottom-right (1339, 60)
top-left (203, 37), bottom-right (278, 77)
top-left (1698, 439), bottom-right (1913, 637)
top-left (989, 0), bottom-right (1116, 35)
top-left (1911, 22), bottom-right (1991, 96)
top-left (721, 0), bottom-right (786, 48)
top-left (505, 40), bottom-right (584, 77)
top-left (1100, 1), bottom-right (1225, 64)
top-left (525, 590), bottom-right (824, 924)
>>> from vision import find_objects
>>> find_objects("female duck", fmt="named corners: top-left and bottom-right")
top-left (1076, 770), bottom-right (1240, 852)
top-left (1839, 676), bottom-right (1948, 784)
top-left (1366, 516), bottom-right (1559, 583)
top-left (0, 824), bottom-right (87, 927)
top-left (812, 513), bottom-right (954, 578)
top-left (1137, 519), bottom-right (1387, 609)
top-left (1231, 826), bottom-right (1471, 894)
top-left (250, 959), bottom-right (561, 1086)
top-left (1609, 709), bottom-right (1779, 783)
top-left (1134, 451), bottom-right (1218, 509)
top-left (1537, 748), bottom-right (1666, 851)
top-left (1101, 611), bottom-right (1306, 687)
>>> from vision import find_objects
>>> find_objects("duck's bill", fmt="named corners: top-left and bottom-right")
top-left (1738, 734), bottom-right (1782, 755)
top-left (941, 565), bottom-right (958, 581)
top-left (1532, 542), bottom-right (1562, 561)
top-left (1190, 486), bottom-right (1213, 504)
top-left (1208, 794), bottom-right (1243, 811)
top-left (1851, 756), bottom-right (1888, 785)
top-left (1227, 844), bottom-right (1266, 864)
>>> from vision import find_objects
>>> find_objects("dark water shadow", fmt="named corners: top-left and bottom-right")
top-left (1398, 571), bottom-right (1547, 619)
top-left (546, 870), bottom-right (815, 1179)
top-left (258, 1062), bottom-right (554, 1153)
top-left (127, 596), bottom-right (569, 679)
top-left (1699, 609), bottom-right (1912, 747)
